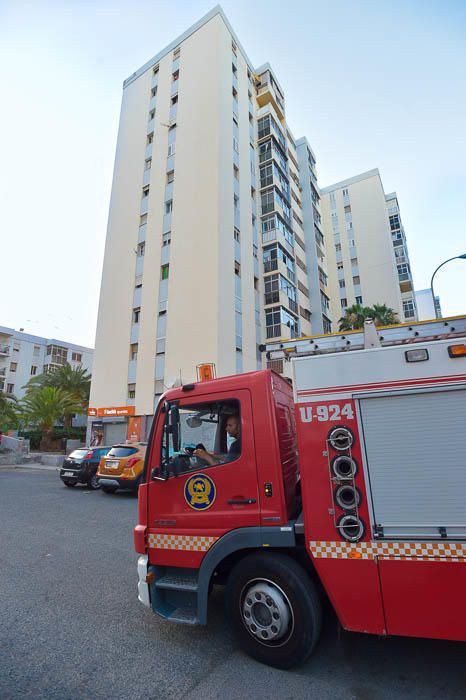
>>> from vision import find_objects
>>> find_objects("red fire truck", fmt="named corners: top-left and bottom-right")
top-left (134, 316), bottom-right (466, 668)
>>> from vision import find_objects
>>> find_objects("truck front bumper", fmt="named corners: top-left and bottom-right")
top-left (137, 555), bottom-right (151, 607)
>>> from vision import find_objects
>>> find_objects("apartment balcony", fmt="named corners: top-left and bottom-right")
top-left (262, 228), bottom-right (294, 258)
top-left (256, 83), bottom-right (285, 121)
top-left (0, 345), bottom-right (10, 356)
top-left (399, 278), bottom-right (413, 293)
top-left (266, 324), bottom-right (292, 340)
top-left (264, 290), bottom-right (297, 315)
top-left (0, 368), bottom-right (6, 377)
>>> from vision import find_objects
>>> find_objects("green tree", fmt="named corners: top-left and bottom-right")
top-left (0, 391), bottom-right (19, 432)
top-left (338, 303), bottom-right (399, 331)
top-left (24, 364), bottom-right (91, 427)
top-left (20, 387), bottom-right (83, 450)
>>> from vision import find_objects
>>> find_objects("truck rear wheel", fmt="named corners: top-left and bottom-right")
top-left (225, 552), bottom-right (322, 669)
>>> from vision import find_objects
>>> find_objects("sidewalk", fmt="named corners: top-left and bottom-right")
top-left (0, 462), bottom-right (59, 472)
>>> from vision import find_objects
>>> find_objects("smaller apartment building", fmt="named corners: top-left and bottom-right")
top-left (321, 169), bottom-right (417, 327)
top-left (0, 326), bottom-right (93, 426)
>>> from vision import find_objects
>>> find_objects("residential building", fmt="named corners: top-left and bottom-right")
top-left (0, 326), bottom-right (93, 425)
top-left (415, 289), bottom-right (442, 320)
top-left (321, 169), bottom-right (416, 327)
top-left (90, 7), bottom-right (323, 443)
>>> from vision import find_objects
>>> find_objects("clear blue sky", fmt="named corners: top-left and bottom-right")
top-left (1, 0), bottom-right (465, 347)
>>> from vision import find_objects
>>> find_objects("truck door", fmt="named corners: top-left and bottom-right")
top-left (145, 390), bottom-right (260, 568)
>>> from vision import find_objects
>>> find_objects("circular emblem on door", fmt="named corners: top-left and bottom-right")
top-left (184, 473), bottom-right (216, 511)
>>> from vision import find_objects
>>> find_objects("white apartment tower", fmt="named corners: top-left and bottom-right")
top-left (320, 169), bottom-right (417, 328)
top-left (90, 7), bottom-right (326, 442)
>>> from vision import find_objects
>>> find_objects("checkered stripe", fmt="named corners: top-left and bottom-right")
top-left (309, 541), bottom-right (466, 562)
top-left (147, 533), bottom-right (219, 552)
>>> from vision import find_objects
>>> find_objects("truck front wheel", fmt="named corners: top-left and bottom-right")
top-left (225, 552), bottom-right (322, 669)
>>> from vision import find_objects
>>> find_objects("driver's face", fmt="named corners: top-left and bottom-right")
top-left (226, 416), bottom-right (240, 438)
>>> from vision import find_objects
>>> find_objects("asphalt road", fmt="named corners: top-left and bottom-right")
top-left (1, 468), bottom-right (465, 700)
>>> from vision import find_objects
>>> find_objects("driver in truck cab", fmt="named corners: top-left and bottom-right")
top-left (193, 414), bottom-right (241, 465)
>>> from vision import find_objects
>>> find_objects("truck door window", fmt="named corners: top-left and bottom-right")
top-left (161, 400), bottom-right (241, 476)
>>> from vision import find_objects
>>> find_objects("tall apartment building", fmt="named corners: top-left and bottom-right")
top-left (90, 6), bottom-right (327, 443)
top-left (321, 169), bottom-right (416, 328)
top-left (0, 326), bottom-right (93, 424)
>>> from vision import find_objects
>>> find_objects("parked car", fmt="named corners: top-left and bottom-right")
top-left (60, 447), bottom-right (111, 490)
top-left (97, 443), bottom-right (147, 494)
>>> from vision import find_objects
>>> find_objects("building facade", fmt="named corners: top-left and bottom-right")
top-left (90, 7), bottom-right (325, 443)
top-left (0, 326), bottom-right (93, 424)
top-left (415, 288), bottom-right (442, 320)
top-left (320, 169), bottom-right (416, 328)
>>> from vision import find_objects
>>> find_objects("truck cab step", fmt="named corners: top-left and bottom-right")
top-left (155, 573), bottom-right (199, 592)
top-left (167, 607), bottom-right (199, 625)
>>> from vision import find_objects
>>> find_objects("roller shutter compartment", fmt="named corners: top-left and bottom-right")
top-left (359, 388), bottom-right (466, 540)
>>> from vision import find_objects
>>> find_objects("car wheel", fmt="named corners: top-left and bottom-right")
top-left (87, 474), bottom-right (101, 490)
top-left (64, 481), bottom-right (76, 488)
top-left (225, 552), bottom-right (322, 669)
top-left (102, 486), bottom-right (117, 494)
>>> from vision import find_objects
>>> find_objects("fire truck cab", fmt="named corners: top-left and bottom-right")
top-left (135, 317), bottom-right (466, 668)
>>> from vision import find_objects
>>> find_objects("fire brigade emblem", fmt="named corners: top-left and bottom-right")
top-left (184, 474), bottom-right (216, 511)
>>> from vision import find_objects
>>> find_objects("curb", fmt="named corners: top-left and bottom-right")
top-left (0, 463), bottom-right (59, 472)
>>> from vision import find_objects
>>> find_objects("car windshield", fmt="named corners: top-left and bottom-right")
top-left (69, 449), bottom-right (89, 459)
top-left (107, 447), bottom-right (139, 458)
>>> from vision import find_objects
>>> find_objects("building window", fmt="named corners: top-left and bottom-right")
top-left (339, 279), bottom-right (346, 288)
top-left (71, 352), bottom-right (82, 362)
top-left (355, 296), bottom-right (363, 304)
top-left (137, 242), bottom-right (145, 256)
top-left (342, 188), bottom-right (349, 197)
top-left (145, 158), bottom-right (152, 170)
top-left (254, 276), bottom-right (259, 290)
top-left (234, 227), bottom-right (240, 242)
top-left (142, 185), bottom-right (149, 197)
top-left (171, 94), bottom-right (178, 105)
top-left (165, 200), bottom-right (173, 214)
top-left (150, 87), bottom-right (157, 98)
top-left (173, 47), bottom-right (180, 59)
top-left (340, 298), bottom-right (347, 308)
top-left (161, 264), bottom-right (170, 280)
top-left (232, 41), bottom-right (237, 55)
top-left (232, 86), bottom-right (238, 100)
top-left (403, 300), bottom-right (416, 318)
top-left (233, 165), bottom-right (239, 180)
top-left (234, 261), bottom-right (241, 276)
top-left (167, 170), bottom-right (174, 184)
top-left (337, 262), bottom-right (343, 270)
top-left (130, 343), bottom-right (138, 360)
top-left (140, 213), bottom-right (147, 226)
top-left (335, 243), bottom-right (341, 252)
top-left (153, 65), bottom-right (159, 75)
top-left (353, 275), bottom-right (360, 285)
top-left (234, 194), bottom-right (239, 209)
top-left (133, 307), bottom-right (141, 323)
top-left (233, 137), bottom-right (239, 153)
top-left (167, 143), bottom-right (175, 157)
top-left (7, 383), bottom-right (14, 394)
top-left (344, 205), bottom-right (351, 213)
top-left (172, 69), bottom-right (179, 82)
top-left (30, 366), bottom-right (37, 375)
top-left (232, 62), bottom-right (237, 76)
top-left (9, 362), bottom-right (17, 372)
top-left (128, 384), bottom-right (136, 399)
top-left (147, 132), bottom-right (153, 145)
top-left (162, 232), bottom-right (171, 246)
top-left (33, 345), bottom-right (40, 356)
top-left (149, 109), bottom-right (155, 120)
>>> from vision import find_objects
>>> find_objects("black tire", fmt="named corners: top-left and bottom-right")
top-left (64, 481), bottom-right (76, 488)
top-left (87, 474), bottom-right (101, 491)
top-left (225, 552), bottom-right (322, 669)
top-left (101, 486), bottom-right (117, 494)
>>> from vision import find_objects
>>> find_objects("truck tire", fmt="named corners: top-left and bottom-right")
top-left (225, 552), bottom-right (322, 669)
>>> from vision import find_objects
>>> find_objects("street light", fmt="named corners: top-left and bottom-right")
top-left (430, 254), bottom-right (466, 318)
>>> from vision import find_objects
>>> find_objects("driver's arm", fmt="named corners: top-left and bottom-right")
top-left (193, 448), bottom-right (220, 466)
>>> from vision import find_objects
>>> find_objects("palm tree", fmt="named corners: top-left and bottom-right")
top-left (370, 303), bottom-right (399, 327)
top-left (339, 303), bottom-right (399, 331)
top-left (24, 364), bottom-right (91, 427)
top-left (338, 304), bottom-right (371, 331)
top-left (0, 391), bottom-right (19, 432)
top-left (20, 387), bottom-right (83, 450)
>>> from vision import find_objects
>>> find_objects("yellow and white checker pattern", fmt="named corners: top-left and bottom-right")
top-left (147, 533), bottom-right (219, 552)
top-left (309, 540), bottom-right (466, 562)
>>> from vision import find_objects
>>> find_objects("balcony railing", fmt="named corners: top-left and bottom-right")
top-left (0, 346), bottom-right (10, 355)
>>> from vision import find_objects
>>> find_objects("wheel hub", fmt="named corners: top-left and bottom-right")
top-left (242, 582), bottom-right (290, 642)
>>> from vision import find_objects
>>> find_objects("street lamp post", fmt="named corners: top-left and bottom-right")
top-left (430, 254), bottom-right (466, 318)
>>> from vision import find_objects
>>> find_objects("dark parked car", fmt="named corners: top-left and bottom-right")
top-left (60, 447), bottom-right (111, 490)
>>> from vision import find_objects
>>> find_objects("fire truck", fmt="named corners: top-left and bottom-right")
top-left (134, 316), bottom-right (466, 668)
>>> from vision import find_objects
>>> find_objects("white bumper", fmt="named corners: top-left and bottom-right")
top-left (137, 554), bottom-right (151, 607)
